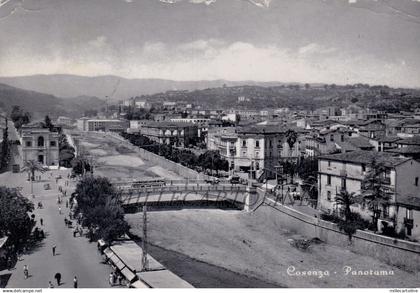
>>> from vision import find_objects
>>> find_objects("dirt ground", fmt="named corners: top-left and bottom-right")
top-left (74, 131), bottom-right (182, 181)
top-left (126, 209), bottom-right (420, 288)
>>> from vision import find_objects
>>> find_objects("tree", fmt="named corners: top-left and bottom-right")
top-left (285, 129), bottom-right (298, 150)
top-left (335, 190), bottom-right (358, 222)
top-left (59, 134), bottom-right (75, 167)
top-left (0, 118), bottom-right (10, 171)
top-left (21, 160), bottom-right (48, 196)
top-left (71, 157), bottom-right (91, 176)
top-left (10, 106), bottom-right (30, 129)
top-left (73, 176), bottom-right (129, 244)
top-left (361, 159), bottom-right (391, 231)
top-left (44, 115), bottom-right (54, 131)
top-left (0, 186), bottom-right (35, 248)
top-left (21, 160), bottom-right (48, 181)
top-left (283, 160), bottom-right (298, 184)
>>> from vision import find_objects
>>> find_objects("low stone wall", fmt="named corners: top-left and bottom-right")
top-left (106, 132), bottom-right (204, 180)
top-left (255, 202), bottom-right (420, 272)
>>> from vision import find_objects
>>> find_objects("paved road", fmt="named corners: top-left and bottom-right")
top-left (0, 169), bottom-right (113, 288)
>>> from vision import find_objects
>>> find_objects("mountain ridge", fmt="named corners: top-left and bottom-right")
top-left (0, 74), bottom-right (289, 101)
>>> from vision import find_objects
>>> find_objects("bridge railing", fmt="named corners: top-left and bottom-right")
top-left (119, 184), bottom-right (248, 205)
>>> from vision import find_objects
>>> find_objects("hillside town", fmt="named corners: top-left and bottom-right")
top-left (1, 0), bottom-right (420, 290)
top-left (1, 86), bottom-right (420, 288)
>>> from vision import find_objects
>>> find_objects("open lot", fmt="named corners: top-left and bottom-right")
top-left (73, 131), bottom-right (183, 181)
top-left (127, 209), bottom-right (420, 288)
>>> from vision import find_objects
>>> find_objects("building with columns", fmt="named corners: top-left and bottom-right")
top-left (20, 122), bottom-right (60, 166)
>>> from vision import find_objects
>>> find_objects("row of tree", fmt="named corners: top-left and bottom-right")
top-left (72, 176), bottom-right (129, 244)
top-left (0, 186), bottom-right (35, 250)
top-left (121, 133), bottom-right (229, 174)
top-left (0, 118), bottom-right (10, 172)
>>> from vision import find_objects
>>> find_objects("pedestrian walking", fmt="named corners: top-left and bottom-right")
top-left (73, 276), bottom-right (78, 288)
top-left (118, 274), bottom-right (123, 285)
top-left (54, 272), bottom-right (62, 286)
top-left (109, 272), bottom-right (114, 286)
top-left (23, 265), bottom-right (28, 279)
top-left (59, 207), bottom-right (62, 214)
top-left (49, 281), bottom-right (54, 288)
top-left (52, 245), bottom-right (56, 256)
top-left (40, 218), bottom-right (43, 226)
top-left (66, 200), bottom-right (69, 208)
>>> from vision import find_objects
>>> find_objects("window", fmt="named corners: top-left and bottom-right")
top-left (255, 140), bottom-right (259, 148)
top-left (50, 141), bottom-right (56, 147)
top-left (341, 134), bottom-right (344, 142)
top-left (327, 175), bottom-right (331, 185)
top-left (242, 140), bottom-right (247, 147)
top-left (327, 191), bottom-right (331, 201)
top-left (362, 164), bottom-right (366, 173)
top-left (341, 178), bottom-right (346, 191)
top-left (406, 209), bottom-right (413, 219)
top-left (269, 140), bottom-right (272, 148)
top-left (415, 177), bottom-right (419, 187)
top-left (26, 141), bottom-right (32, 147)
top-left (37, 136), bottom-right (44, 147)
top-left (328, 160), bottom-right (331, 167)
top-left (330, 134), bottom-right (334, 142)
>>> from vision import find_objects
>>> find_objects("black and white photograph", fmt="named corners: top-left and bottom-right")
top-left (0, 0), bottom-right (419, 290)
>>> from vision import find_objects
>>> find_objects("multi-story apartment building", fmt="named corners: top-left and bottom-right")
top-left (207, 127), bottom-right (238, 169)
top-left (20, 122), bottom-right (60, 166)
top-left (234, 125), bottom-right (303, 178)
top-left (139, 121), bottom-right (199, 147)
top-left (318, 150), bottom-right (420, 235)
top-left (77, 118), bottom-right (129, 132)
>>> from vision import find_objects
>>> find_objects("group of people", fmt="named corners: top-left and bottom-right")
top-left (18, 171), bottom-right (87, 288)
top-left (109, 271), bottom-right (124, 287)
top-left (47, 274), bottom-right (78, 288)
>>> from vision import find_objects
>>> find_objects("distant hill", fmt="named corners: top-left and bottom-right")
top-left (0, 74), bottom-right (287, 101)
top-left (0, 83), bottom-right (105, 119)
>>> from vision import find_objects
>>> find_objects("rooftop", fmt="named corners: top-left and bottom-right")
top-left (386, 145), bottom-right (420, 154)
top-left (396, 195), bottom-right (420, 210)
top-left (320, 150), bottom-right (410, 167)
top-left (398, 136), bottom-right (420, 146)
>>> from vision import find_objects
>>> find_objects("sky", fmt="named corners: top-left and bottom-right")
top-left (0, 0), bottom-right (419, 87)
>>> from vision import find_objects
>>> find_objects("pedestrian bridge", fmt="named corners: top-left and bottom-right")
top-left (114, 180), bottom-right (261, 211)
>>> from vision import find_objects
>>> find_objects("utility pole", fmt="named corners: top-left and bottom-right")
top-left (141, 205), bottom-right (149, 272)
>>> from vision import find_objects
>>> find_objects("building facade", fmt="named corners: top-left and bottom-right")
top-left (318, 151), bottom-right (420, 234)
top-left (20, 123), bottom-right (60, 166)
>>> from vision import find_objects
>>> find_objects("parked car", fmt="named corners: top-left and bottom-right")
top-left (205, 178), bottom-right (220, 185)
top-left (229, 175), bottom-right (241, 184)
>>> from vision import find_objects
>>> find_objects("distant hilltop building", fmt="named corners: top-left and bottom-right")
top-left (20, 122), bottom-right (59, 166)
top-left (237, 96), bottom-right (250, 103)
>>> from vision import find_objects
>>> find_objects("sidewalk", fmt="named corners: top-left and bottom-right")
top-left (0, 169), bottom-right (113, 288)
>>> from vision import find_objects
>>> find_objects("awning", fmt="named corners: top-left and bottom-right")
top-left (121, 267), bottom-right (137, 282)
top-left (112, 257), bottom-right (126, 271)
top-left (103, 248), bottom-right (114, 258)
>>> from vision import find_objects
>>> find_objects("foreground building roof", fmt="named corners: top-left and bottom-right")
top-left (319, 150), bottom-right (410, 167)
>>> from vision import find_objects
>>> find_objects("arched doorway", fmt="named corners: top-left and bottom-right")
top-left (38, 155), bottom-right (44, 164)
